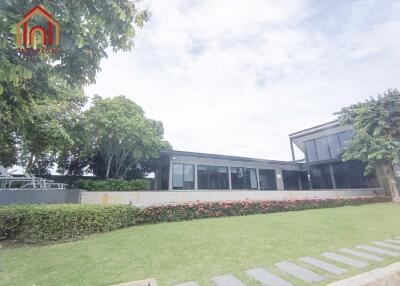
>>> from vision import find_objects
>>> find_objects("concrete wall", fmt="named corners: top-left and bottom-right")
top-left (81, 188), bottom-right (384, 206)
top-left (0, 189), bottom-right (81, 205)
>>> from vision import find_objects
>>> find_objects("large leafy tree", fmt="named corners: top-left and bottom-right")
top-left (0, 0), bottom-right (149, 168)
top-left (336, 89), bottom-right (400, 201)
top-left (75, 95), bottom-right (171, 179)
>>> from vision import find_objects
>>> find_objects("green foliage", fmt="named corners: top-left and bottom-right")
top-left (0, 204), bottom-right (140, 243)
top-left (0, 196), bottom-right (388, 244)
top-left (0, 0), bottom-right (149, 167)
top-left (76, 179), bottom-right (150, 191)
top-left (77, 95), bottom-right (171, 179)
top-left (336, 88), bottom-right (400, 173)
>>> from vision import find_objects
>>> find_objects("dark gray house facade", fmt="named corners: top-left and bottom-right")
top-left (155, 121), bottom-right (379, 191)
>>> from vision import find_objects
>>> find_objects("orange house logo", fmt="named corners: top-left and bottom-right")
top-left (16, 5), bottom-right (60, 53)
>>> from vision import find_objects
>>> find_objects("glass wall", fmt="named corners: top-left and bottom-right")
top-left (258, 169), bottom-right (277, 190)
top-left (305, 130), bottom-right (353, 162)
top-left (282, 170), bottom-right (309, 190)
top-left (230, 167), bottom-right (258, 189)
top-left (172, 163), bottom-right (194, 190)
top-left (310, 164), bottom-right (333, 189)
top-left (197, 165), bottom-right (229, 190)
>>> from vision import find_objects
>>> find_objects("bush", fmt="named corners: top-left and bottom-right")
top-left (76, 179), bottom-right (150, 191)
top-left (137, 196), bottom-right (390, 224)
top-left (0, 204), bottom-right (140, 243)
top-left (0, 196), bottom-right (389, 244)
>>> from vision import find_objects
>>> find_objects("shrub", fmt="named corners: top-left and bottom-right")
top-left (136, 196), bottom-right (390, 224)
top-left (0, 196), bottom-right (389, 244)
top-left (0, 204), bottom-right (140, 243)
top-left (76, 179), bottom-right (150, 191)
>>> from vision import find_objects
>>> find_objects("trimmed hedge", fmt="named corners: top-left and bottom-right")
top-left (76, 179), bottom-right (150, 191)
top-left (137, 196), bottom-right (390, 224)
top-left (0, 204), bottom-right (140, 243)
top-left (0, 196), bottom-right (389, 244)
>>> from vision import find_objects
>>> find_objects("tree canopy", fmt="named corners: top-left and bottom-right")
top-left (68, 95), bottom-right (171, 179)
top-left (336, 88), bottom-right (400, 201)
top-left (0, 0), bottom-right (150, 171)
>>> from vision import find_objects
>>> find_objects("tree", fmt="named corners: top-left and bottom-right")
top-left (81, 95), bottom-right (171, 179)
top-left (18, 77), bottom-right (86, 172)
top-left (336, 89), bottom-right (400, 201)
top-left (0, 0), bottom-right (149, 166)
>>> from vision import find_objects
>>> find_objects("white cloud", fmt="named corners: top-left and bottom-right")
top-left (85, 0), bottom-right (400, 161)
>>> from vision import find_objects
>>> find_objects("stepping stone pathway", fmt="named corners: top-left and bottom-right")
top-left (385, 239), bottom-right (400, 245)
top-left (321, 252), bottom-right (367, 268)
top-left (174, 236), bottom-right (400, 286)
top-left (371, 241), bottom-right (400, 250)
top-left (175, 282), bottom-right (199, 286)
top-left (246, 268), bottom-right (293, 286)
top-left (275, 261), bottom-right (325, 283)
top-left (339, 248), bottom-right (384, 262)
top-left (212, 274), bottom-right (245, 286)
top-left (356, 245), bottom-right (400, 257)
top-left (299, 256), bottom-right (348, 275)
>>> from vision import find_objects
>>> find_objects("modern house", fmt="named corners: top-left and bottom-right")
top-left (154, 120), bottom-right (380, 191)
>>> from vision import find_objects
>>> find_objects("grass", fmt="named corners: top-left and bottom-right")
top-left (1, 203), bottom-right (400, 286)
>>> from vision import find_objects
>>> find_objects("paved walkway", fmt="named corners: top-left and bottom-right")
top-left (174, 237), bottom-right (400, 286)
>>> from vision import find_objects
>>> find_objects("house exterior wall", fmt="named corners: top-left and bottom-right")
top-left (165, 154), bottom-right (302, 191)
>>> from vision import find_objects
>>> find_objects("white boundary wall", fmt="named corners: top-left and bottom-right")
top-left (81, 188), bottom-right (384, 206)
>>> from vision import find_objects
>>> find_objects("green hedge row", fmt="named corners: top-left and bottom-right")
top-left (0, 204), bottom-right (140, 243)
top-left (0, 196), bottom-right (389, 244)
top-left (76, 179), bottom-right (150, 191)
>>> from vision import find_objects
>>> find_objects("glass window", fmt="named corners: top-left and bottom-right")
top-left (338, 130), bottom-right (353, 147)
top-left (250, 169), bottom-right (257, 189)
top-left (305, 140), bottom-right (317, 162)
top-left (197, 165), bottom-right (229, 190)
top-left (172, 163), bottom-right (194, 190)
top-left (282, 170), bottom-right (309, 190)
top-left (172, 163), bottom-right (183, 189)
top-left (183, 164), bottom-right (194, 189)
top-left (315, 137), bottom-right (330, 161)
top-left (310, 164), bottom-right (333, 189)
top-left (259, 169), bottom-right (277, 190)
top-left (327, 134), bottom-right (341, 158)
top-left (230, 167), bottom-right (258, 189)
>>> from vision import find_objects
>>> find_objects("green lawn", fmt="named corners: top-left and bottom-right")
top-left (1, 203), bottom-right (400, 286)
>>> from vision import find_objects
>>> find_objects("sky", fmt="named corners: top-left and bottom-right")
top-left (85, 0), bottom-right (400, 161)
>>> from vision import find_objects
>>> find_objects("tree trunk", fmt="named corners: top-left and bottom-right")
top-left (379, 161), bottom-right (400, 202)
top-left (106, 154), bottom-right (113, 180)
top-left (26, 153), bottom-right (34, 172)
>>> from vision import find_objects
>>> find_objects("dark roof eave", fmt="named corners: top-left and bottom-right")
top-left (161, 150), bottom-right (303, 166)
top-left (289, 120), bottom-right (340, 139)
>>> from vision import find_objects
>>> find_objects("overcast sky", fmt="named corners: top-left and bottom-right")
top-left (85, 0), bottom-right (400, 161)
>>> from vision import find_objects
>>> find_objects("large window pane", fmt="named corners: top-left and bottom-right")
top-left (197, 165), bottom-right (229, 190)
top-left (183, 164), bottom-right (194, 189)
top-left (172, 164), bottom-right (183, 189)
top-left (305, 140), bottom-right (317, 162)
top-left (250, 169), bottom-right (258, 189)
top-left (338, 130), bottom-right (353, 147)
top-left (231, 167), bottom-right (257, 189)
top-left (259, 169), bottom-right (277, 190)
top-left (197, 165), bottom-right (208, 189)
top-left (282, 170), bottom-right (309, 190)
top-left (310, 164), bottom-right (333, 189)
top-left (315, 137), bottom-right (330, 161)
top-left (172, 163), bottom-right (194, 190)
top-left (327, 134), bottom-right (341, 159)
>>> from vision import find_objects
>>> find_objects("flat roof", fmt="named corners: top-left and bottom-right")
top-left (289, 120), bottom-right (340, 139)
top-left (161, 150), bottom-right (301, 166)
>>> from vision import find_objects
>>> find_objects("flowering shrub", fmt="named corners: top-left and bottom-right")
top-left (136, 196), bottom-right (389, 224)
top-left (0, 196), bottom-right (389, 244)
